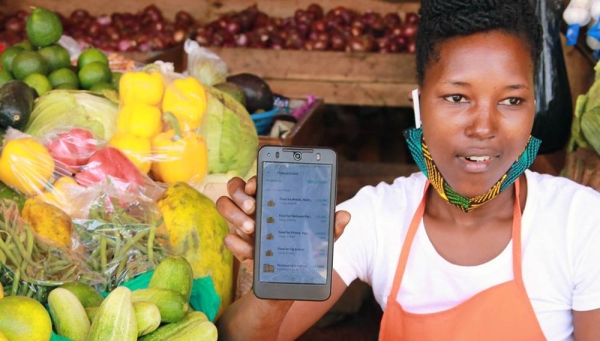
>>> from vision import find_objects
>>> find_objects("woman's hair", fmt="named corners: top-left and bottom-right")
top-left (415, 0), bottom-right (543, 85)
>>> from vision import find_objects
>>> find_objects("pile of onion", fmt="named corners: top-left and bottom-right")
top-left (0, 6), bottom-right (197, 52)
top-left (192, 4), bottom-right (418, 53)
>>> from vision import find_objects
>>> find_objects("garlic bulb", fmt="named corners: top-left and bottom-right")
top-left (563, 5), bottom-right (592, 26)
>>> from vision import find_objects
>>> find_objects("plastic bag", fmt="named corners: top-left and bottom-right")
top-left (184, 39), bottom-right (228, 86)
top-left (114, 62), bottom-right (210, 186)
top-left (0, 199), bottom-right (101, 303)
top-left (531, 0), bottom-right (573, 154)
top-left (71, 184), bottom-right (168, 292)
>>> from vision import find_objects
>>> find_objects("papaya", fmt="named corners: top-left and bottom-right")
top-left (156, 182), bottom-right (233, 316)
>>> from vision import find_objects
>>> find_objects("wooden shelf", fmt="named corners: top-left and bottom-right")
top-left (208, 48), bottom-right (417, 107)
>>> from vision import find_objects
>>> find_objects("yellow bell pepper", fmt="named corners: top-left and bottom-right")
top-left (117, 103), bottom-right (163, 139)
top-left (108, 132), bottom-right (152, 174)
top-left (162, 76), bottom-right (207, 132)
top-left (151, 112), bottom-right (208, 184)
top-left (119, 70), bottom-right (165, 106)
top-left (0, 137), bottom-right (55, 196)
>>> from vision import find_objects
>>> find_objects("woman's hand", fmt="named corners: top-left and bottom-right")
top-left (216, 176), bottom-right (352, 269)
top-left (216, 176), bottom-right (258, 265)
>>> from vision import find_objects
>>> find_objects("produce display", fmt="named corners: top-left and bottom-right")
top-left (562, 61), bottom-right (600, 191)
top-left (0, 6), bottom-right (263, 340)
top-left (192, 4), bottom-right (419, 53)
top-left (0, 7), bottom-right (120, 97)
top-left (0, 5), bottom-right (196, 53)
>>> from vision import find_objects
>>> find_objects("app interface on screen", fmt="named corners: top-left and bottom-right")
top-left (259, 161), bottom-right (332, 285)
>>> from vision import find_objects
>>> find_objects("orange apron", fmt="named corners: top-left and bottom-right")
top-left (378, 180), bottom-right (546, 340)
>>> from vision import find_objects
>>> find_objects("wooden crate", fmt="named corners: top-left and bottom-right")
top-left (258, 97), bottom-right (326, 146)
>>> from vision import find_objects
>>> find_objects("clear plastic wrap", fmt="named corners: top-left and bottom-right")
top-left (112, 62), bottom-right (210, 186)
top-left (71, 186), bottom-right (168, 292)
top-left (184, 39), bottom-right (228, 86)
top-left (0, 127), bottom-right (169, 293)
top-left (0, 199), bottom-right (100, 303)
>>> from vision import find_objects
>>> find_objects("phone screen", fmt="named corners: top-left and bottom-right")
top-left (258, 161), bottom-right (333, 285)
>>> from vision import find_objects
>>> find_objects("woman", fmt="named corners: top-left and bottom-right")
top-left (215, 0), bottom-right (600, 339)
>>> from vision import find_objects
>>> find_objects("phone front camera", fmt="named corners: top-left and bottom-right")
top-left (293, 152), bottom-right (302, 161)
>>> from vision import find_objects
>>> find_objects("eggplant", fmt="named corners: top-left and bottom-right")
top-left (0, 80), bottom-right (37, 130)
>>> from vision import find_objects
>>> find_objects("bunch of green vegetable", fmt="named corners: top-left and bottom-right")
top-left (562, 61), bottom-right (600, 190)
top-left (73, 194), bottom-right (168, 292)
top-left (23, 89), bottom-right (119, 141)
top-left (0, 199), bottom-right (96, 302)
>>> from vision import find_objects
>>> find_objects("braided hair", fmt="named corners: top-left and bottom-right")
top-left (415, 0), bottom-right (543, 86)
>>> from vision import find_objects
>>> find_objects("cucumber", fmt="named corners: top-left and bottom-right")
top-left (88, 286), bottom-right (137, 341)
top-left (149, 256), bottom-right (194, 301)
top-left (47, 288), bottom-right (90, 341)
top-left (133, 301), bottom-right (161, 337)
top-left (86, 301), bottom-right (160, 336)
top-left (139, 311), bottom-right (215, 341)
top-left (132, 288), bottom-right (189, 323)
top-left (85, 307), bottom-right (99, 323)
top-left (59, 281), bottom-right (104, 308)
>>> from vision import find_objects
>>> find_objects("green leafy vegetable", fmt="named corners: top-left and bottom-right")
top-left (23, 90), bottom-right (119, 141)
top-left (203, 86), bottom-right (258, 177)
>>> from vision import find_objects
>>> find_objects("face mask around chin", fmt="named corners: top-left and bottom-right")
top-left (403, 127), bottom-right (541, 212)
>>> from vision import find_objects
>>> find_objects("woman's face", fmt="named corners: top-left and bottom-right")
top-left (420, 30), bottom-right (536, 197)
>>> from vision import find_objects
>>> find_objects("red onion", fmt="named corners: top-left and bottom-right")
top-left (384, 13), bottom-right (402, 27)
top-left (175, 11), bottom-right (195, 27)
top-left (4, 17), bottom-right (24, 32)
top-left (405, 12), bottom-right (419, 26)
top-left (307, 3), bottom-right (324, 19)
top-left (401, 24), bottom-right (417, 39)
top-left (311, 19), bottom-right (327, 32)
top-left (330, 32), bottom-right (346, 51)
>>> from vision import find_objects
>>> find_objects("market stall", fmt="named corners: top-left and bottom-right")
top-left (0, 1), bottom-right (598, 340)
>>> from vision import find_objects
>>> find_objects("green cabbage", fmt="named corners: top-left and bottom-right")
top-left (204, 86), bottom-right (258, 176)
top-left (24, 90), bottom-right (119, 141)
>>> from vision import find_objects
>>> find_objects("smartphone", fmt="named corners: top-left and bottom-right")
top-left (253, 146), bottom-right (337, 301)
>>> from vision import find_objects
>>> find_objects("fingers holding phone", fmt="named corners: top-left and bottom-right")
top-left (216, 176), bottom-right (258, 262)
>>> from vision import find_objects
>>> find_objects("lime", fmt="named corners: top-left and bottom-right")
top-left (0, 69), bottom-right (14, 87)
top-left (37, 44), bottom-right (71, 71)
top-left (54, 83), bottom-right (78, 90)
top-left (89, 82), bottom-right (115, 92)
top-left (13, 40), bottom-right (34, 51)
top-left (78, 61), bottom-right (111, 89)
top-left (77, 48), bottom-right (109, 70)
top-left (111, 71), bottom-right (122, 91)
top-left (0, 46), bottom-right (24, 73)
top-left (26, 7), bottom-right (63, 47)
top-left (11, 51), bottom-right (49, 80)
top-left (23, 73), bottom-right (52, 96)
top-left (48, 67), bottom-right (79, 88)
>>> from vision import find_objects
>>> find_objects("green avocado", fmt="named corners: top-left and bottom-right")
top-left (214, 81), bottom-right (246, 107)
top-left (0, 80), bottom-right (37, 130)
